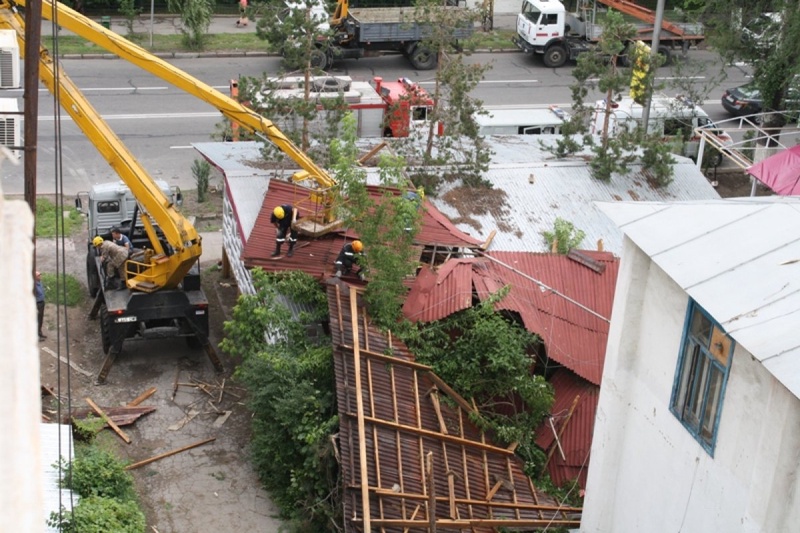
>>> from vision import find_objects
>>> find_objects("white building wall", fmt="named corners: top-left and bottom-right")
top-left (582, 237), bottom-right (800, 533)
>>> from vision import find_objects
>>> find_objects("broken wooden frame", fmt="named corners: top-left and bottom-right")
top-left (329, 282), bottom-right (582, 531)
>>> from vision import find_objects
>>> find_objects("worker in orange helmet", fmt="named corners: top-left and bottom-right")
top-left (270, 204), bottom-right (300, 257)
top-left (334, 240), bottom-right (364, 278)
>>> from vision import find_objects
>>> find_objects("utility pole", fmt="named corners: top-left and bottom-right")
top-left (24, 0), bottom-right (42, 272)
top-left (640, 0), bottom-right (665, 131)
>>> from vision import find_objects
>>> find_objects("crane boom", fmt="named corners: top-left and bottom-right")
top-left (0, 6), bottom-right (201, 291)
top-left (13, 0), bottom-right (338, 195)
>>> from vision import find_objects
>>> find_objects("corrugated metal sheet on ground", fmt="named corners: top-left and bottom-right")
top-left (534, 369), bottom-right (600, 490)
top-left (403, 251), bottom-right (619, 386)
top-left (327, 280), bottom-right (582, 531)
top-left (599, 197), bottom-right (800, 400)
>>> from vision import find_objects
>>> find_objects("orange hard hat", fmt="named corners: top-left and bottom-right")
top-left (352, 240), bottom-right (363, 252)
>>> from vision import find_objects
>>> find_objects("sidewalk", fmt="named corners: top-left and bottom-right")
top-left (42, 12), bottom-right (519, 38)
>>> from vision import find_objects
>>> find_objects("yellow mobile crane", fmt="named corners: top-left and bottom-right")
top-left (4, 0), bottom-right (340, 378)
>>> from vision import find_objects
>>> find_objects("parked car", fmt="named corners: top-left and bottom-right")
top-left (721, 81), bottom-right (800, 118)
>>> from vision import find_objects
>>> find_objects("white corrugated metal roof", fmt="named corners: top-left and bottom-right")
top-left (41, 423), bottom-right (76, 531)
top-left (598, 197), bottom-right (800, 399)
top-left (430, 136), bottom-right (720, 254)
top-left (193, 142), bottom-right (272, 241)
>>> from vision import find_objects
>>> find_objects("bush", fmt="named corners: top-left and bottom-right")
top-left (192, 158), bottom-right (211, 203)
top-left (49, 497), bottom-right (145, 533)
top-left (64, 446), bottom-right (136, 501)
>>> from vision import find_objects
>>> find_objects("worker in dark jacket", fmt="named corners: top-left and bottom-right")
top-left (334, 240), bottom-right (364, 277)
top-left (270, 204), bottom-right (300, 257)
top-left (35, 271), bottom-right (46, 341)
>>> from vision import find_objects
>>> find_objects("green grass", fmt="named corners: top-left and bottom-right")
top-left (41, 272), bottom-right (85, 307)
top-left (44, 32), bottom-right (267, 55)
top-left (35, 197), bottom-right (83, 237)
top-left (43, 28), bottom-right (518, 56)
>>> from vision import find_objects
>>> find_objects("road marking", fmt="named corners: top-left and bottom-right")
top-left (38, 111), bottom-right (222, 121)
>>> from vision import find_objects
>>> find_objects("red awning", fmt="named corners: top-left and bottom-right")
top-left (747, 145), bottom-right (800, 195)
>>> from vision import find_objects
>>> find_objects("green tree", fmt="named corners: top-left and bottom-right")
top-left (542, 217), bottom-right (585, 255)
top-left (167, 0), bottom-right (215, 50)
top-left (704, 0), bottom-right (800, 139)
top-left (221, 269), bottom-right (340, 529)
top-left (404, 289), bottom-right (554, 476)
top-left (117, 0), bottom-right (141, 38)
top-left (331, 114), bottom-right (423, 329)
top-left (255, 0), bottom-right (333, 72)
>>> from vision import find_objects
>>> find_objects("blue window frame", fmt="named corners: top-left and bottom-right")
top-left (670, 301), bottom-right (734, 455)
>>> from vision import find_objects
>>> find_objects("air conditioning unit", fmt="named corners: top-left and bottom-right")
top-left (0, 98), bottom-right (21, 157)
top-left (0, 30), bottom-right (20, 89)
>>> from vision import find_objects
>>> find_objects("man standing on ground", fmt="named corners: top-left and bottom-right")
top-left (270, 204), bottom-right (300, 257)
top-left (34, 271), bottom-right (46, 341)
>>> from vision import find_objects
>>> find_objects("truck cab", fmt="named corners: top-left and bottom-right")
top-left (516, 0), bottom-right (566, 54)
top-left (477, 105), bottom-right (567, 135)
top-left (591, 95), bottom-right (732, 164)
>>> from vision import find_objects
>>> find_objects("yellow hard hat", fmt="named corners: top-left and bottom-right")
top-left (273, 206), bottom-right (285, 219)
top-left (352, 240), bottom-right (363, 253)
top-left (93, 236), bottom-right (104, 247)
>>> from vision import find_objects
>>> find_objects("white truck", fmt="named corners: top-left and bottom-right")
top-left (477, 105), bottom-right (568, 135)
top-left (514, 0), bottom-right (704, 67)
top-left (590, 95), bottom-right (732, 165)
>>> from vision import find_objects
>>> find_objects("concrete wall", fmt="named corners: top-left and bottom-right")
top-left (0, 193), bottom-right (45, 531)
top-left (581, 237), bottom-right (800, 532)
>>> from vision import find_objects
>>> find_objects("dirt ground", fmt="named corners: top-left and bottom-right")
top-left (36, 213), bottom-right (285, 532)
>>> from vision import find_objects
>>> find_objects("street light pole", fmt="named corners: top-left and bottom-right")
top-left (641, 0), bottom-right (666, 130)
top-left (150, 0), bottom-right (155, 48)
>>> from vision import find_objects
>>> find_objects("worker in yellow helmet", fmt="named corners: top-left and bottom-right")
top-left (334, 240), bottom-right (364, 278)
top-left (270, 204), bottom-right (300, 257)
top-left (93, 236), bottom-right (129, 290)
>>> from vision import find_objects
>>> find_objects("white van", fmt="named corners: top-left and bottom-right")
top-left (590, 95), bottom-right (732, 163)
top-left (478, 105), bottom-right (568, 135)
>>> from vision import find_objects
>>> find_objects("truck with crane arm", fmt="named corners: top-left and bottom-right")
top-left (513, 0), bottom-right (704, 68)
top-left (4, 0), bottom-right (342, 379)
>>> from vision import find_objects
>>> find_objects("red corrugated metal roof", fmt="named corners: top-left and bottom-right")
top-left (327, 280), bottom-right (582, 530)
top-left (534, 369), bottom-right (599, 490)
top-left (241, 180), bottom-right (481, 279)
top-left (402, 251), bottom-right (619, 386)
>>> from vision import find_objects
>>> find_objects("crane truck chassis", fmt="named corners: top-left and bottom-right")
top-left (6, 0), bottom-right (343, 381)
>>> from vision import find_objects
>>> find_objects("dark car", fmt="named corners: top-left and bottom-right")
top-left (721, 81), bottom-right (800, 118)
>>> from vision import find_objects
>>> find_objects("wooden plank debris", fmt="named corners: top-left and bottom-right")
top-left (212, 411), bottom-right (233, 428)
top-left (168, 408), bottom-right (200, 431)
top-left (127, 387), bottom-right (157, 406)
top-left (68, 405), bottom-right (156, 428)
top-left (125, 437), bottom-right (216, 470)
top-left (41, 346), bottom-right (93, 377)
top-left (86, 397), bottom-right (131, 444)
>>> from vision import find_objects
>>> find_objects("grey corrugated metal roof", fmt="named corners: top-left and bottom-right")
top-left (598, 197), bottom-right (800, 399)
top-left (429, 136), bottom-right (720, 254)
top-left (193, 142), bottom-right (272, 241)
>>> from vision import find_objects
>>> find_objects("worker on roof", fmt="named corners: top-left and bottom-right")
top-left (270, 204), bottom-right (300, 257)
top-left (334, 240), bottom-right (364, 278)
top-left (93, 236), bottom-right (129, 290)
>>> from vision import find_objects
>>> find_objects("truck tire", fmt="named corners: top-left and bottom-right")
top-left (543, 45), bottom-right (567, 68)
top-left (87, 250), bottom-right (100, 298)
top-left (657, 45), bottom-right (672, 66)
top-left (409, 44), bottom-right (437, 70)
top-left (310, 48), bottom-right (329, 70)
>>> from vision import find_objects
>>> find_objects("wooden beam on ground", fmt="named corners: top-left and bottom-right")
top-left (85, 397), bottom-right (131, 444)
top-left (125, 437), bottom-right (216, 470)
top-left (127, 387), bottom-right (157, 406)
top-left (41, 346), bottom-right (93, 377)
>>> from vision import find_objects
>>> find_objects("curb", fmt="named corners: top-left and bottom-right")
top-left (60, 48), bottom-right (517, 60)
